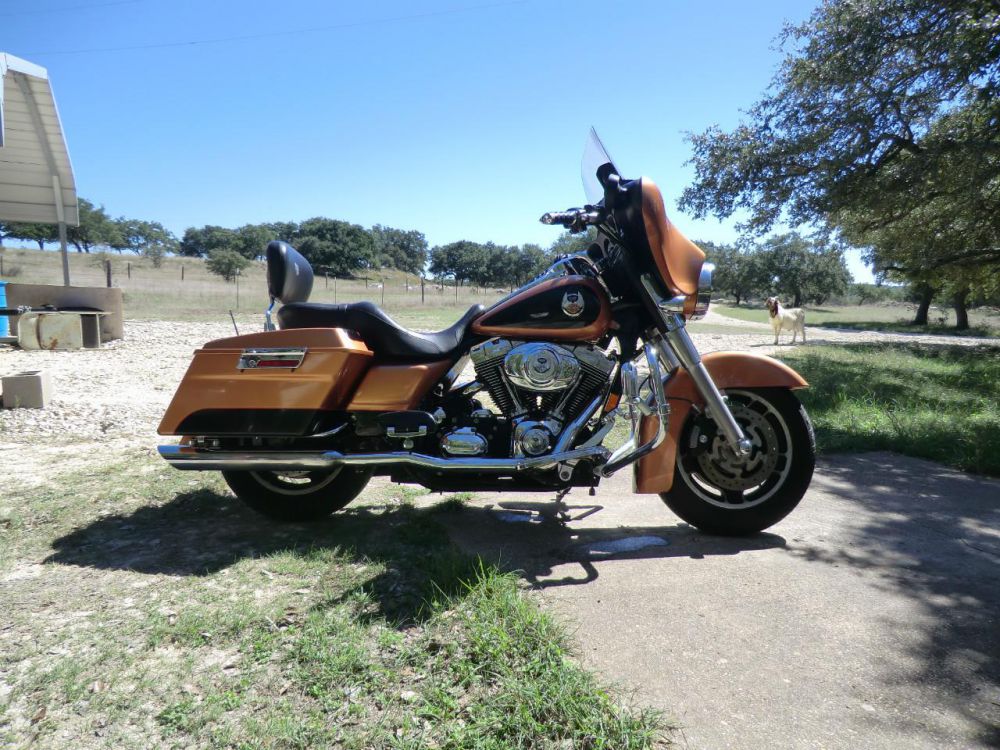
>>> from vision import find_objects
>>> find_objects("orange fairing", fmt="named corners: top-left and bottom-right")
top-left (641, 179), bottom-right (705, 297)
top-left (633, 352), bottom-right (808, 494)
top-left (158, 328), bottom-right (372, 435)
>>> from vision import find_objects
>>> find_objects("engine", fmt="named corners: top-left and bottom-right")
top-left (467, 339), bottom-right (615, 457)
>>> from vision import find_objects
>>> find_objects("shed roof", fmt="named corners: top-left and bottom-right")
top-left (0, 52), bottom-right (78, 226)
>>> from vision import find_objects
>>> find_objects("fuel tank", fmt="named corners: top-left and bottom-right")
top-left (470, 275), bottom-right (612, 342)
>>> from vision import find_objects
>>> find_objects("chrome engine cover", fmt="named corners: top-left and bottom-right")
top-left (440, 427), bottom-right (489, 456)
top-left (513, 418), bottom-right (561, 457)
top-left (503, 343), bottom-right (580, 392)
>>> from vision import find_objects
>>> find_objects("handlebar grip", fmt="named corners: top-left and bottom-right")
top-left (540, 211), bottom-right (578, 226)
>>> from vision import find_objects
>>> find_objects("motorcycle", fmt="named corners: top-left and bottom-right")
top-left (157, 131), bottom-right (815, 536)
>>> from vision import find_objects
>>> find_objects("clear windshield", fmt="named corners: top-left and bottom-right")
top-left (581, 128), bottom-right (619, 204)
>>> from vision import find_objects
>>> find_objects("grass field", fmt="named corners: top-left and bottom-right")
top-left (0, 247), bottom-right (504, 327)
top-left (714, 302), bottom-right (1000, 337)
top-left (0, 459), bottom-right (667, 749)
top-left (777, 343), bottom-right (1000, 476)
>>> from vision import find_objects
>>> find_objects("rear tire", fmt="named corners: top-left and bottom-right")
top-left (660, 388), bottom-right (815, 536)
top-left (222, 467), bottom-right (372, 522)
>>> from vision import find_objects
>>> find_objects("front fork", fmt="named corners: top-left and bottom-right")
top-left (653, 313), bottom-right (752, 457)
top-left (592, 315), bottom-right (751, 478)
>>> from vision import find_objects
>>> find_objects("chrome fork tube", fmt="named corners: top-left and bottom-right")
top-left (660, 314), bottom-right (752, 456)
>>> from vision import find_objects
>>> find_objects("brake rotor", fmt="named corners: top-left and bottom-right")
top-left (693, 401), bottom-right (780, 492)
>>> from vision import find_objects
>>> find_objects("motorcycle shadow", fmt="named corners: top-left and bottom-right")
top-left (436, 498), bottom-right (786, 589)
top-left (45, 487), bottom-right (783, 623)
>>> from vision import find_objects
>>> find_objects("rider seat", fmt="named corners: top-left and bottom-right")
top-left (266, 240), bottom-right (483, 361)
top-left (277, 301), bottom-right (485, 361)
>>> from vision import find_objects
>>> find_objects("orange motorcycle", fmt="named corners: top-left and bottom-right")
top-left (158, 131), bottom-right (814, 535)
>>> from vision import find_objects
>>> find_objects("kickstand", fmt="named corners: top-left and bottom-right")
top-left (553, 488), bottom-right (572, 524)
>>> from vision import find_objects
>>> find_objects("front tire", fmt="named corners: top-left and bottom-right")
top-left (660, 388), bottom-right (815, 536)
top-left (223, 467), bottom-right (372, 522)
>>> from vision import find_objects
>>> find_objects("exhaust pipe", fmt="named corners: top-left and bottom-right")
top-left (157, 444), bottom-right (610, 473)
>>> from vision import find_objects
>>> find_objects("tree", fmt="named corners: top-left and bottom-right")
top-left (697, 240), bottom-right (766, 305)
top-left (266, 221), bottom-right (300, 244)
top-left (206, 249), bottom-right (250, 282)
top-left (111, 219), bottom-right (178, 266)
top-left (549, 228), bottom-right (597, 258)
top-left (179, 225), bottom-right (238, 257)
top-left (371, 225), bottom-right (428, 274)
top-left (67, 199), bottom-right (116, 253)
top-left (512, 243), bottom-right (549, 285)
top-left (755, 233), bottom-right (851, 307)
top-left (296, 218), bottom-right (374, 276)
top-left (679, 0), bottom-right (1000, 325)
top-left (234, 224), bottom-right (273, 260)
top-left (4, 222), bottom-right (58, 250)
top-left (429, 240), bottom-right (487, 285)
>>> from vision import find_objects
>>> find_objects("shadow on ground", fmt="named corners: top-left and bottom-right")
top-left (796, 454), bottom-right (1000, 746)
top-left (45, 486), bottom-right (782, 623)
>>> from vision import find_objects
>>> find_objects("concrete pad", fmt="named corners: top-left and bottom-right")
top-left (440, 452), bottom-right (1000, 749)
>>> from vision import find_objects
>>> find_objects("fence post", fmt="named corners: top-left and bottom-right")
top-left (181, 265), bottom-right (184, 282)
top-left (381, 279), bottom-right (385, 307)
top-left (334, 276), bottom-right (337, 303)
top-left (455, 280), bottom-right (459, 303)
top-left (325, 272), bottom-right (328, 290)
top-left (421, 276), bottom-right (425, 304)
top-left (127, 262), bottom-right (131, 279)
top-left (105, 259), bottom-right (112, 287)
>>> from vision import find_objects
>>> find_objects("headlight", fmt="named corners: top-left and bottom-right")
top-left (690, 262), bottom-right (714, 320)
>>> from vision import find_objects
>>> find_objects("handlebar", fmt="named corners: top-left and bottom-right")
top-left (540, 206), bottom-right (606, 232)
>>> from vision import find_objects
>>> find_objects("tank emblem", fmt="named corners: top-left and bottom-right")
top-left (561, 290), bottom-right (585, 317)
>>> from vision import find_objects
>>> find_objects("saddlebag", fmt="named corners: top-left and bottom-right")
top-left (158, 328), bottom-right (372, 437)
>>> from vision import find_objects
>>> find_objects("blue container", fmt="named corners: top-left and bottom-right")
top-left (0, 281), bottom-right (7, 337)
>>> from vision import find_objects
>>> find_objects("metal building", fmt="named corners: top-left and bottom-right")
top-left (0, 52), bottom-right (78, 285)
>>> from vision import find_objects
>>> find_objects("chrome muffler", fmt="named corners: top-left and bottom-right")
top-left (157, 444), bottom-right (609, 473)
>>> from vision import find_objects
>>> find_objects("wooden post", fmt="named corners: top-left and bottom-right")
top-left (421, 276), bottom-right (425, 304)
top-left (181, 265), bottom-right (184, 281)
top-left (325, 272), bottom-right (328, 290)
top-left (127, 262), bottom-right (131, 279)
top-left (105, 259), bottom-right (112, 287)
top-left (334, 276), bottom-right (338, 302)
top-left (381, 279), bottom-right (385, 306)
top-left (455, 279), bottom-right (459, 303)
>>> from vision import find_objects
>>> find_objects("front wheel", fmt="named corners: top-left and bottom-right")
top-left (660, 388), bottom-right (815, 536)
top-left (223, 467), bottom-right (372, 522)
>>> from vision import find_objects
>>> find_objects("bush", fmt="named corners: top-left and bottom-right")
top-left (206, 249), bottom-right (250, 282)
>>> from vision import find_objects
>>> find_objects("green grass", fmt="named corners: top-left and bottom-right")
top-left (713, 301), bottom-right (1000, 337)
top-left (0, 457), bottom-right (668, 749)
top-left (777, 343), bottom-right (1000, 475)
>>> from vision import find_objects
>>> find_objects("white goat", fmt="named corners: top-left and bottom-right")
top-left (765, 297), bottom-right (806, 344)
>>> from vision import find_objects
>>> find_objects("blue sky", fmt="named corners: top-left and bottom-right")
top-left (3, 0), bottom-right (872, 280)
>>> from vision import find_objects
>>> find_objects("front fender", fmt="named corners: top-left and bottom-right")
top-left (633, 352), bottom-right (808, 494)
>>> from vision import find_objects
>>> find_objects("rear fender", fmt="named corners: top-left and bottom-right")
top-left (633, 352), bottom-right (807, 494)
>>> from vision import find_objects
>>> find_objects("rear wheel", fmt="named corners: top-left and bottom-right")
top-left (223, 467), bottom-right (372, 522)
top-left (660, 388), bottom-right (815, 536)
